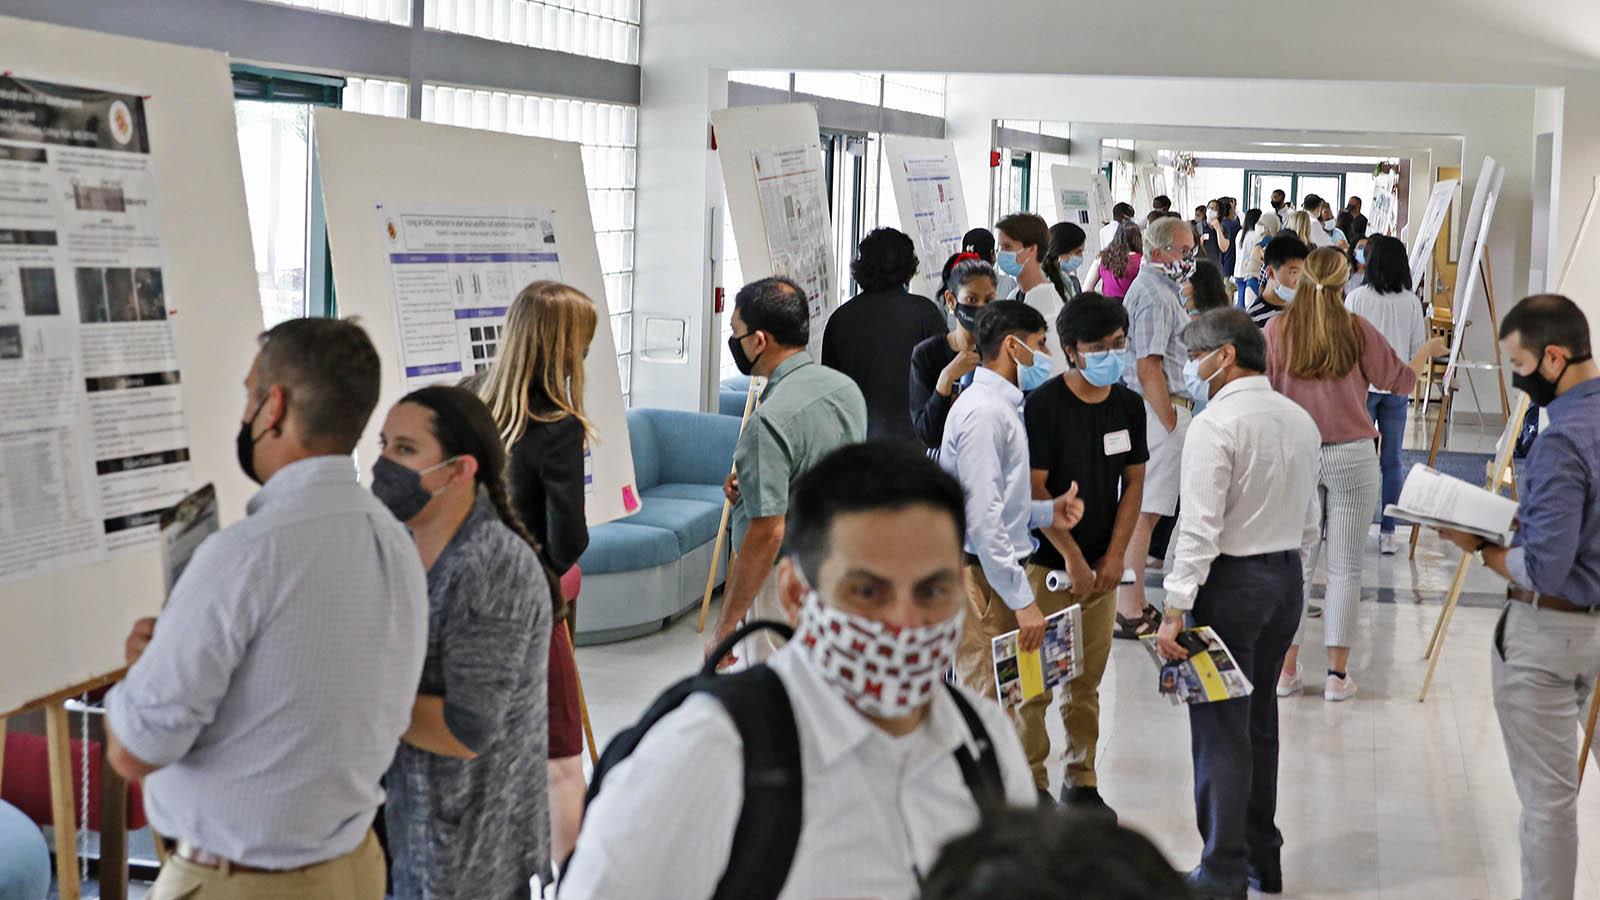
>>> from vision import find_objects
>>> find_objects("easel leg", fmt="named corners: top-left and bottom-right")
top-left (1410, 391), bottom-right (1455, 560)
top-left (698, 379), bottom-right (760, 633)
top-left (566, 622), bottom-right (599, 766)
top-left (100, 741), bottom-right (128, 900)
top-left (1424, 552), bottom-right (1473, 661)
top-left (1417, 555), bottom-right (1471, 703)
top-left (1481, 256), bottom-right (1511, 422)
top-left (1582, 682), bottom-right (1600, 787)
top-left (45, 704), bottom-right (81, 900)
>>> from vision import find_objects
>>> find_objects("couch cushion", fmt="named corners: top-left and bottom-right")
top-left (578, 521), bottom-right (680, 575)
top-left (625, 407), bottom-right (663, 491)
top-left (633, 408), bottom-right (740, 487)
top-left (644, 483), bottom-right (725, 508)
top-left (626, 493), bottom-right (723, 553)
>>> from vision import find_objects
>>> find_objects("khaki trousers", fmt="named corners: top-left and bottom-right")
top-left (148, 830), bottom-right (384, 900)
top-left (1020, 564), bottom-right (1116, 790)
top-left (955, 562), bottom-right (1018, 704)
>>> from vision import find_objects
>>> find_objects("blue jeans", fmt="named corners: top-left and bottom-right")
top-left (1367, 391), bottom-right (1408, 533)
top-left (1236, 277), bottom-right (1259, 309)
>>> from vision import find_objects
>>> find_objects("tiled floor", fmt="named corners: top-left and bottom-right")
top-left (576, 410), bottom-right (1600, 900)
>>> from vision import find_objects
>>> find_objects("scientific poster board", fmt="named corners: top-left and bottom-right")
top-left (1450, 157), bottom-right (1502, 317)
top-left (1132, 165), bottom-right (1155, 216)
top-left (1442, 185), bottom-right (1500, 391)
top-left (1407, 178), bottom-right (1460, 289)
top-left (1051, 164), bottom-right (1110, 260)
top-left (313, 109), bottom-right (638, 526)
top-left (1556, 176), bottom-right (1600, 294)
top-left (711, 104), bottom-right (836, 357)
top-left (884, 136), bottom-right (968, 300)
top-left (0, 17), bottom-right (263, 716)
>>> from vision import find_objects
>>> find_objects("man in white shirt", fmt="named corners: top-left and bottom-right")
top-left (1100, 202), bottom-right (1137, 252)
top-left (1301, 194), bottom-right (1335, 248)
top-left (940, 300), bottom-right (1084, 734)
top-left (1116, 215), bottom-right (1196, 635)
top-left (560, 441), bottom-right (1039, 899)
top-left (997, 212), bottom-right (1066, 363)
top-left (1155, 308), bottom-right (1320, 900)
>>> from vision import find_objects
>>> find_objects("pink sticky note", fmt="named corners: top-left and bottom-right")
top-left (622, 485), bottom-right (640, 512)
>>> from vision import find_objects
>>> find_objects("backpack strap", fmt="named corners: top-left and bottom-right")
top-left (702, 664), bottom-right (803, 900)
top-left (942, 683), bottom-right (1005, 811)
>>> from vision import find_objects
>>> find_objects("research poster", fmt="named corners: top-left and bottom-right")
top-left (898, 153), bottom-right (966, 299)
top-left (1407, 178), bottom-right (1459, 288)
top-left (0, 76), bottom-right (196, 584)
top-left (751, 145), bottom-right (834, 353)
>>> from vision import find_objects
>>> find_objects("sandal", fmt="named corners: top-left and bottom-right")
top-left (1114, 605), bottom-right (1162, 641)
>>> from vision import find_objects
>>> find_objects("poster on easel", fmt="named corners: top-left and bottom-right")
top-left (1449, 158), bottom-right (1502, 314)
top-left (1051, 164), bottom-right (1109, 260)
top-left (1407, 178), bottom-right (1460, 289)
top-left (752, 145), bottom-right (835, 350)
top-left (1441, 166), bottom-right (1503, 392)
top-left (1556, 176), bottom-right (1600, 295)
top-left (0, 76), bottom-right (199, 585)
top-left (884, 137), bottom-right (968, 300)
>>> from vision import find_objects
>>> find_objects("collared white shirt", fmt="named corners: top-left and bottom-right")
top-left (1163, 376), bottom-right (1322, 609)
top-left (1014, 280), bottom-right (1066, 365)
top-left (559, 643), bottom-right (1036, 900)
top-left (939, 367), bottom-right (1055, 610)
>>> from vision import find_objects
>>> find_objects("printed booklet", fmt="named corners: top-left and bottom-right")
top-left (1140, 626), bottom-right (1253, 705)
top-left (992, 604), bottom-right (1084, 708)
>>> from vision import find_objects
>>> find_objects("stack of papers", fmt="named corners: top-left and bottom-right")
top-left (992, 605), bottom-right (1083, 708)
top-left (1141, 626), bottom-right (1253, 705)
top-left (1383, 464), bottom-right (1517, 545)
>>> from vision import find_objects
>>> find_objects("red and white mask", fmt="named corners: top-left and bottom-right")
top-left (794, 591), bottom-right (964, 719)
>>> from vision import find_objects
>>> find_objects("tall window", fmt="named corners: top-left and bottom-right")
top-left (250, 0), bottom-right (411, 25)
top-left (421, 84), bottom-right (638, 404)
top-left (423, 0), bottom-right (640, 63)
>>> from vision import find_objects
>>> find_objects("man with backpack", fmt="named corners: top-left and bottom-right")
top-left (559, 441), bottom-right (1037, 899)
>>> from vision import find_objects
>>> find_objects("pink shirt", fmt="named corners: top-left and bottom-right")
top-left (1101, 252), bottom-right (1141, 298)
top-left (1265, 314), bottom-right (1415, 444)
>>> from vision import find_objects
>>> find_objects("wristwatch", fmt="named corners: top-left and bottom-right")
top-left (1474, 538), bottom-right (1492, 564)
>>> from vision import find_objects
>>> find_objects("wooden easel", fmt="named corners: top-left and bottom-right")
top-left (1581, 685), bottom-right (1600, 787)
top-left (1409, 253), bottom-right (1513, 560)
top-left (0, 669), bottom-right (129, 900)
top-left (1416, 392), bottom-right (1529, 702)
top-left (697, 378), bottom-right (762, 633)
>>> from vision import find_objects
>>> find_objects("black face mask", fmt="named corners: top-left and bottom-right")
top-left (728, 332), bottom-right (763, 377)
top-left (953, 303), bottom-right (982, 333)
top-left (1513, 349), bottom-right (1591, 407)
top-left (236, 400), bottom-right (267, 485)
top-left (371, 456), bottom-right (451, 522)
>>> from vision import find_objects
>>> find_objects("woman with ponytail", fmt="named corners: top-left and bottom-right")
top-left (372, 384), bottom-right (556, 898)
top-left (1043, 221), bottom-right (1087, 303)
top-left (909, 252), bottom-right (998, 452)
top-left (1264, 248), bottom-right (1445, 703)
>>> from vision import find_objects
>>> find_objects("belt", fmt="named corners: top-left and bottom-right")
top-left (964, 552), bottom-right (1032, 568)
top-left (1508, 587), bottom-right (1599, 614)
top-left (174, 841), bottom-right (290, 875)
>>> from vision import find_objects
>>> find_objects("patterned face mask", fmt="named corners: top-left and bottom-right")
top-left (793, 590), bottom-right (964, 719)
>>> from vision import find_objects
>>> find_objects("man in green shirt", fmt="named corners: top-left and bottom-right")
top-left (706, 276), bottom-right (867, 666)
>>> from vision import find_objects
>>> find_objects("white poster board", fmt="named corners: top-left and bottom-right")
top-left (1450, 157), bottom-right (1502, 317)
top-left (711, 104), bottom-right (836, 357)
top-left (1132, 165), bottom-right (1155, 216)
top-left (1407, 178), bottom-right (1461, 290)
top-left (313, 109), bottom-right (638, 527)
top-left (1051, 164), bottom-right (1109, 260)
top-left (0, 18), bottom-right (262, 715)
top-left (884, 136), bottom-right (969, 300)
top-left (1442, 184), bottom-right (1501, 391)
top-left (1556, 176), bottom-right (1600, 294)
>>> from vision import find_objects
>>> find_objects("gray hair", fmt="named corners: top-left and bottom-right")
top-left (1145, 216), bottom-right (1191, 252)
top-left (1180, 308), bottom-right (1266, 372)
top-left (1256, 211), bottom-right (1282, 234)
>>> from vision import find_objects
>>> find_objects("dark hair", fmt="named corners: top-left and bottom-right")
top-left (1271, 188), bottom-right (1286, 199)
top-left (1188, 260), bottom-right (1230, 313)
top-left (255, 317), bottom-right (381, 454)
top-left (1243, 208), bottom-right (1263, 234)
top-left (920, 807), bottom-right (1190, 900)
top-left (1301, 193), bottom-right (1324, 212)
top-left (1347, 196), bottom-right (1363, 209)
top-left (1145, 210), bottom-right (1165, 225)
top-left (851, 227), bottom-right (919, 292)
top-left (946, 257), bottom-right (999, 303)
top-left (734, 276), bottom-right (809, 347)
top-left (1042, 222), bottom-right (1086, 301)
top-left (401, 386), bottom-right (567, 616)
top-left (996, 213), bottom-right (1049, 265)
top-left (1263, 234), bottom-right (1310, 271)
top-left (962, 227), bottom-right (997, 263)
top-left (1195, 206), bottom-right (1208, 218)
top-left (1058, 292), bottom-right (1128, 353)
top-left (1363, 235), bottom-right (1412, 294)
top-left (1500, 294), bottom-right (1593, 358)
top-left (1152, 195), bottom-right (1171, 211)
top-left (1217, 197), bottom-right (1235, 219)
top-left (787, 441), bottom-right (966, 585)
top-left (1336, 209), bottom-right (1354, 237)
top-left (1112, 202), bottom-right (1137, 221)
top-left (1100, 221), bottom-right (1143, 279)
top-left (974, 299), bottom-right (1046, 361)
top-left (1183, 307), bottom-right (1267, 371)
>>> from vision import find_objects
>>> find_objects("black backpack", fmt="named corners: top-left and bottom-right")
top-left (559, 620), bottom-right (1005, 900)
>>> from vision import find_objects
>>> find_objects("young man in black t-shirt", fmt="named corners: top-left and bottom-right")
top-left (1020, 293), bottom-right (1148, 816)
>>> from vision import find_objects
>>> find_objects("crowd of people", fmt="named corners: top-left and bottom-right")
top-left (95, 191), bottom-right (1600, 900)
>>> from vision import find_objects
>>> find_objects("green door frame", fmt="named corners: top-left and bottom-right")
top-left (230, 64), bottom-right (346, 318)
top-left (1243, 168), bottom-right (1348, 212)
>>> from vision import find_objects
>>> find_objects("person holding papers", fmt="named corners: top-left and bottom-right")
top-left (1435, 294), bottom-right (1600, 900)
top-left (941, 301), bottom-right (1084, 712)
top-left (1156, 308), bottom-right (1321, 900)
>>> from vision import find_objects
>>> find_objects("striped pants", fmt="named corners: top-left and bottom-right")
top-left (1295, 440), bottom-right (1380, 649)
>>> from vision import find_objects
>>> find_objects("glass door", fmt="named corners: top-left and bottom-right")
top-left (1295, 175), bottom-right (1344, 209)
top-left (1247, 171), bottom-right (1294, 212)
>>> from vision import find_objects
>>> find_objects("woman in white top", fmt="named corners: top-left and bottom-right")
top-left (1343, 234), bottom-right (1427, 555)
top-left (1233, 208), bottom-right (1279, 308)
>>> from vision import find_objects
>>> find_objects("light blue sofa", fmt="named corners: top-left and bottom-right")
top-left (0, 800), bottom-right (48, 900)
top-left (573, 408), bottom-right (740, 645)
top-left (719, 375), bottom-right (754, 416)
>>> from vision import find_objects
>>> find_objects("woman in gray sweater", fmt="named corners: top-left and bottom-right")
top-left (372, 385), bottom-right (557, 899)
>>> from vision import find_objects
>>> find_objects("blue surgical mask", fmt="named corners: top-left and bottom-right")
top-left (1010, 339), bottom-right (1054, 392)
top-left (1079, 348), bottom-right (1127, 387)
top-left (1181, 347), bottom-right (1224, 411)
top-left (1355, 248), bottom-right (1366, 266)
top-left (1274, 280), bottom-right (1298, 303)
top-left (996, 250), bottom-right (1024, 277)
top-left (1061, 256), bottom-right (1083, 275)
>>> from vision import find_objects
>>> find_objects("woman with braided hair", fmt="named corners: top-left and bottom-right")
top-left (1265, 248), bottom-right (1445, 702)
top-left (372, 384), bottom-right (557, 897)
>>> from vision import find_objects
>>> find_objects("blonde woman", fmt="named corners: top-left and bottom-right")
top-left (1284, 209), bottom-right (1316, 247)
top-left (1264, 249), bottom-right (1445, 701)
top-left (473, 280), bottom-right (598, 863)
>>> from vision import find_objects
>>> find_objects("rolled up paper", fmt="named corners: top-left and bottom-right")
top-left (1045, 570), bottom-right (1070, 593)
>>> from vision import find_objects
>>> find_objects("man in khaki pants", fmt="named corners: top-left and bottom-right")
top-left (1021, 293), bottom-right (1147, 816)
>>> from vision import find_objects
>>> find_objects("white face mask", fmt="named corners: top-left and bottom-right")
top-left (793, 590), bottom-right (964, 720)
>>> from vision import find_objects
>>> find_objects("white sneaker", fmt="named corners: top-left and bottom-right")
top-left (1379, 533), bottom-right (1398, 555)
top-left (1325, 673), bottom-right (1358, 702)
top-left (1276, 664), bottom-right (1303, 697)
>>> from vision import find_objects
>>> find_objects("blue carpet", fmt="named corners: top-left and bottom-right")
top-left (1370, 448), bottom-right (1512, 525)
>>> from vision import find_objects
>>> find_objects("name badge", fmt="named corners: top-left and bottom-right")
top-left (1104, 429), bottom-right (1132, 455)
